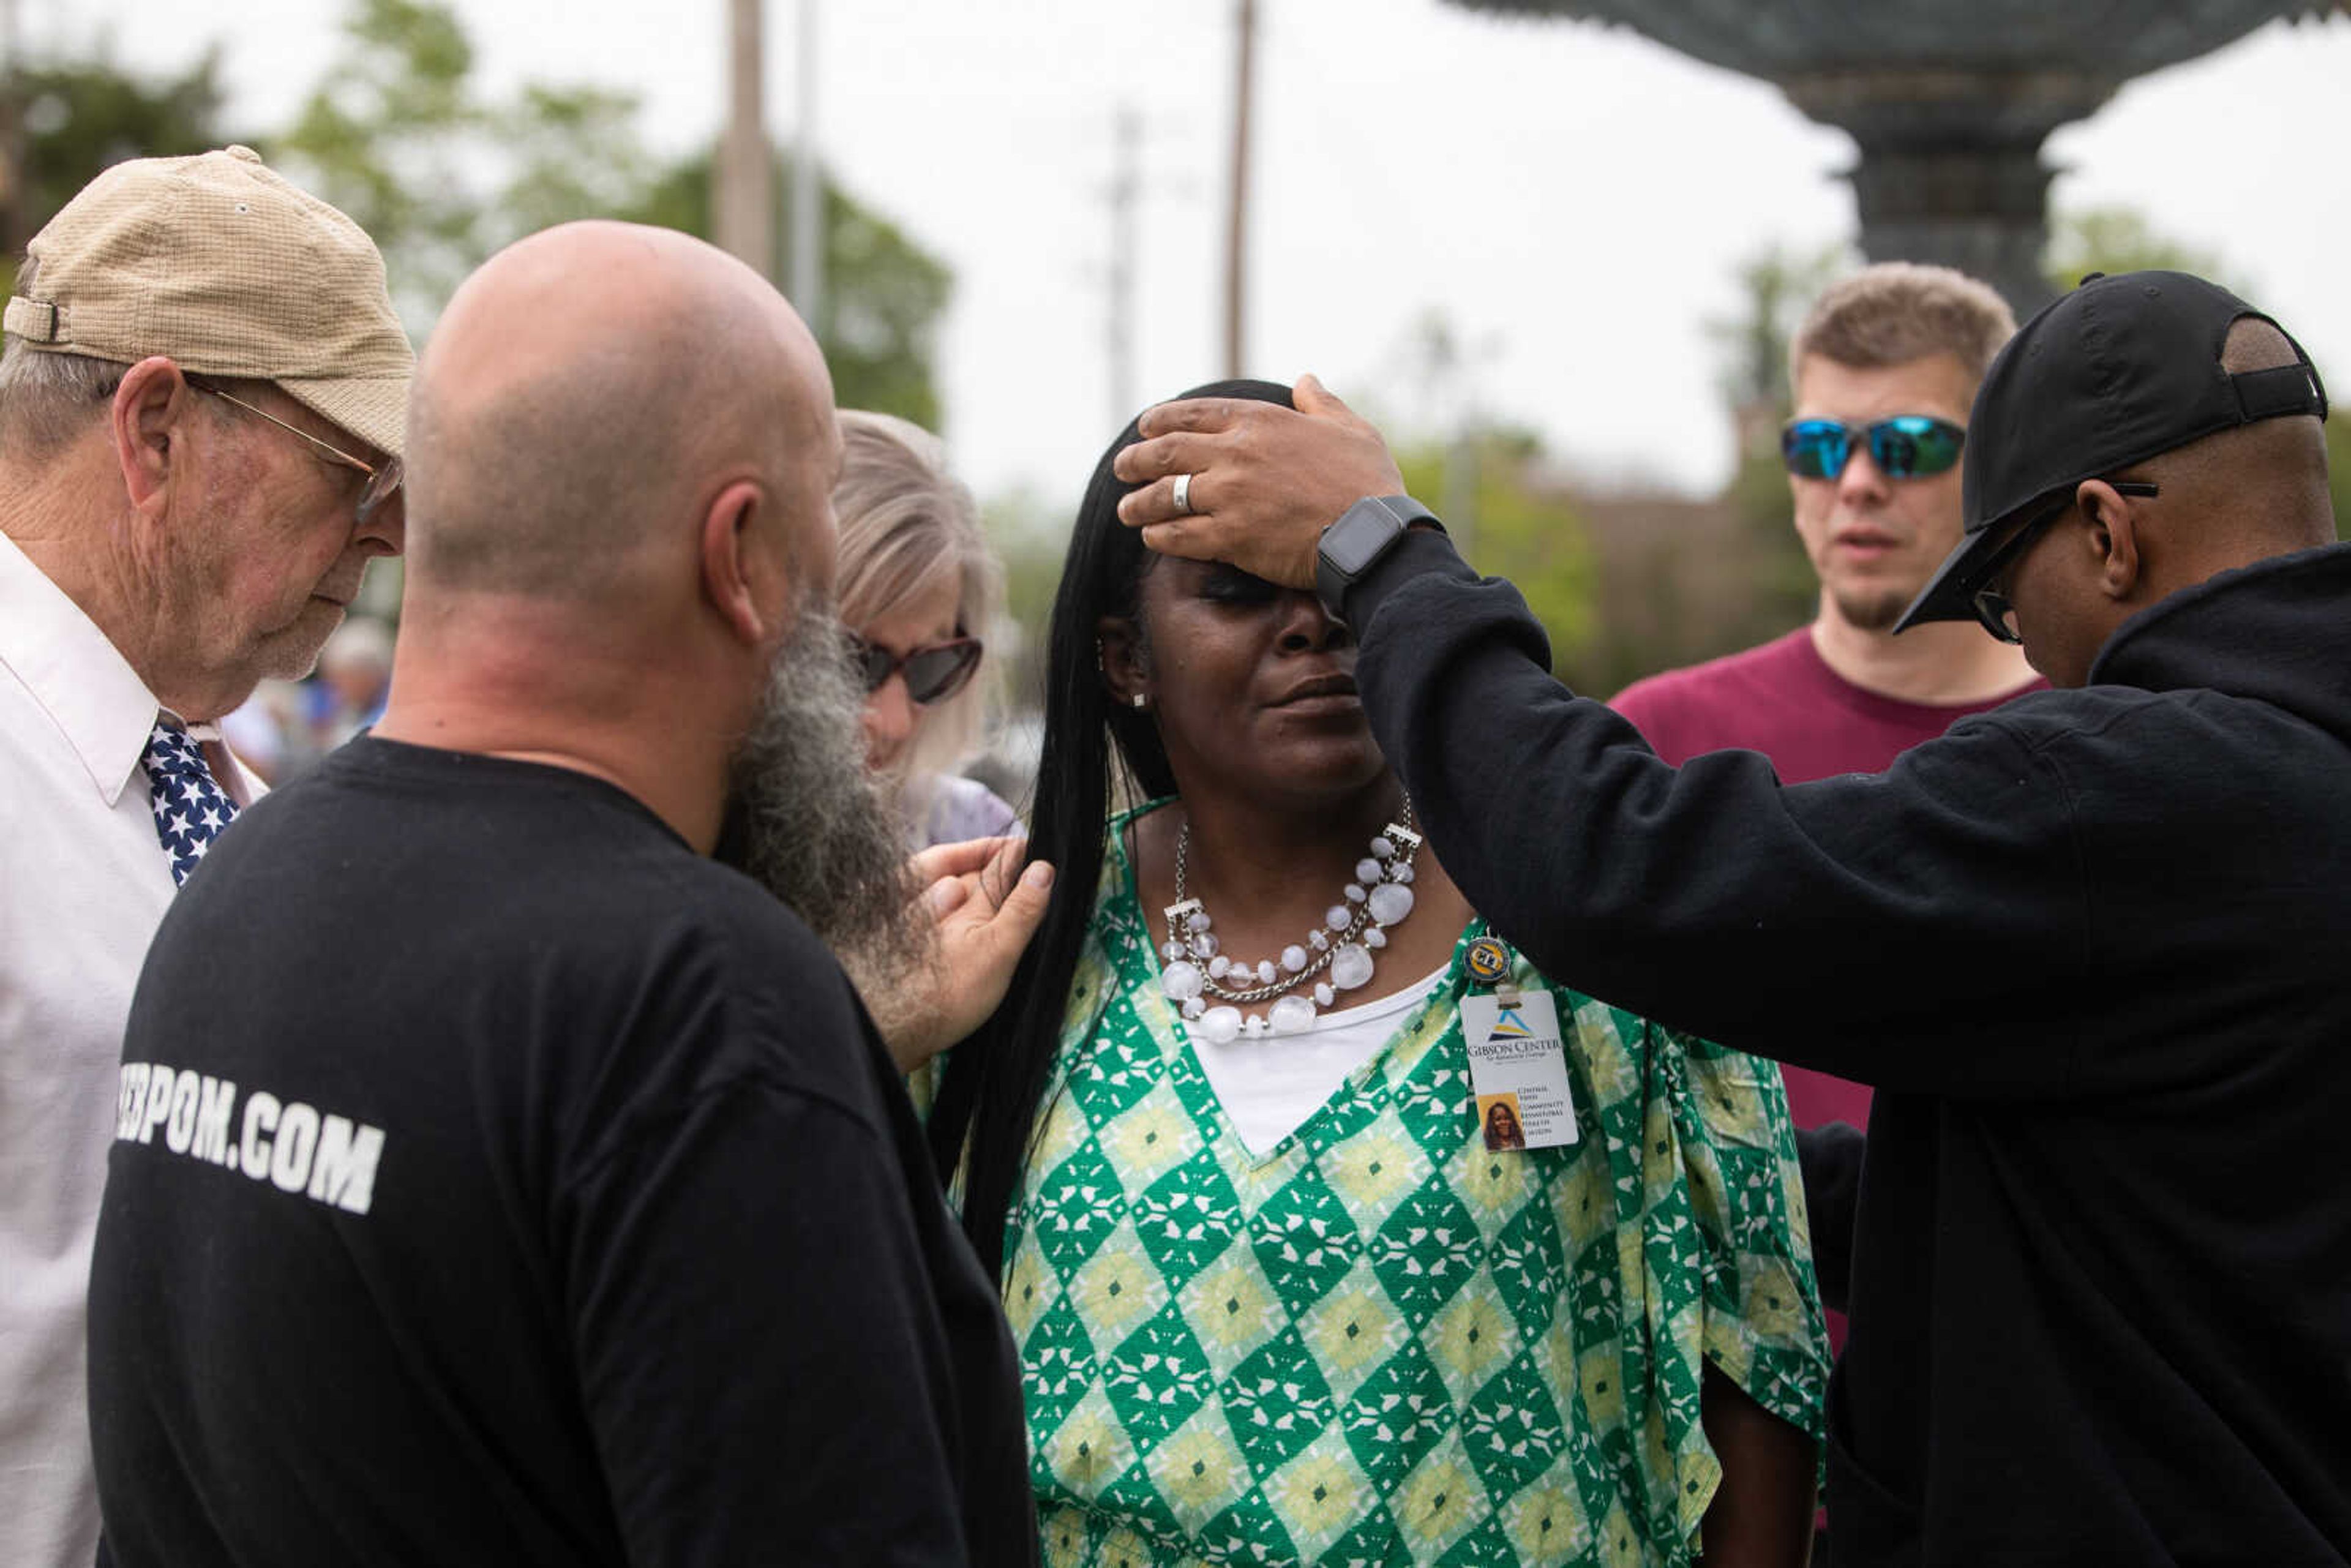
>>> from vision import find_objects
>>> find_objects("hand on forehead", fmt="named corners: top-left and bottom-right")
top-left (1108, 374), bottom-right (1404, 591)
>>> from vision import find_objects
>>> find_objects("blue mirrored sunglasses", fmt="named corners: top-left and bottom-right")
top-left (1781, 415), bottom-right (1967, 481)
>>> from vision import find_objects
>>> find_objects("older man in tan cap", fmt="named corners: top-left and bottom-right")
top-left (0, 145), bottom-right (409, 1568)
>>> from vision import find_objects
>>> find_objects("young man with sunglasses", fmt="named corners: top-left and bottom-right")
top-left (1612, 265), bottom-right (2035, 1460)
top-left (0, 147), bottom-right (409, 1568)
top-left (1112, 270), bottom-right (2345, 1564)
top-left (1615, 264), bottom-right (2034, 775)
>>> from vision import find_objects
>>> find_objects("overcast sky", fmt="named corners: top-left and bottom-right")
top-left (67, 1), bottom-right (2351, 512)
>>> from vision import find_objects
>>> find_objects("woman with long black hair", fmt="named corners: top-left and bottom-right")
top-left (929, 383), bottom-right (1826, 1567)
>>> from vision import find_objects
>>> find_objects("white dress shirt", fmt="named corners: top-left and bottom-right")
top-left (0, 530), bottom-right (256, 1568)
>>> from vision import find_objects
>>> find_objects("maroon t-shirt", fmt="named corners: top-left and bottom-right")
top-left (1613, 628), bottom-right (2044, 1359)
top-left (1612, 627), bottom-right (2047, 1133)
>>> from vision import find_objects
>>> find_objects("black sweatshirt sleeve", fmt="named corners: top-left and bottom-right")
top-left (1347, 530), bottom-right (2088, 1098)
top-left (1794, 1122), bottom-right (1865, 1313)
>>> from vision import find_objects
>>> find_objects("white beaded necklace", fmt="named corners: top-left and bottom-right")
top-left (1159, 801), bottom-right (1423, 1043)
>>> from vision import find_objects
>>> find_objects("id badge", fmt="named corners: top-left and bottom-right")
top-left (1459, 989), bottom-right (1578, 1151)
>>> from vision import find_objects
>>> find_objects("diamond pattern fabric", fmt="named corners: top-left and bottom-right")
top-left (1003, 810), bottom-right (1828, 1566)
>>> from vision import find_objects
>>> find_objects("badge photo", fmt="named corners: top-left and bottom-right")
top-left (1477, 1092), bottom-right (1529, 1150)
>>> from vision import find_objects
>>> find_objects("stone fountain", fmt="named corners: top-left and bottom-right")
top-left (1444, 0), bottom-right (2339, 312)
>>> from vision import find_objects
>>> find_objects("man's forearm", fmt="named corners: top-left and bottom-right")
top-left (1347, 532), bottom-right (2080, 1088)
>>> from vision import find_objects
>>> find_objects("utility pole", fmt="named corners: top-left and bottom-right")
top-left (1104, 105), bottom-right (1141, 431)
top-left (0, 0), bottom-right (24, 260)
top-left (789, 0), bottom-right (825, 332)
top-left (1415, 313), bottom-right (1493, 563)
top-left (1221, 0), bottom-right (1257, 378)
top-left (714, 0), bottom-right (773, 280)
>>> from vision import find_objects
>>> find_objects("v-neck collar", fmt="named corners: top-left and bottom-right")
top-left (1105, 798), bottom-right (1483, 1169)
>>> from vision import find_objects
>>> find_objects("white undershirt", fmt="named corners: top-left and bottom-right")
top-left (1188, 963), bottom-right (1452, 1157)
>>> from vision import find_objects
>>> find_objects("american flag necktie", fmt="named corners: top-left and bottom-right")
top-left (143, 721), bottom-right (241, 888)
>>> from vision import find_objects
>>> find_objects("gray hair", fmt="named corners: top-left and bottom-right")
top-left (0, 260), bottom-right (133, 456)
top-left (725, 585), bottom-right (932, 988)
top-left (833, 409), bottom-right (1003, 791)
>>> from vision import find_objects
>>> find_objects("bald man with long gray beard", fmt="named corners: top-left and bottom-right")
top-left (86, 222), bottom-right (1048, 1567)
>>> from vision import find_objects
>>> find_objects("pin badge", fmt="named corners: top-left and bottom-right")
top-left (1466, 936), bottom-right (1512, 985)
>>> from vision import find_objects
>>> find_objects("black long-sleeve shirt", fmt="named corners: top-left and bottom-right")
top-left (1346, 531), bottom-right (2351, 1567)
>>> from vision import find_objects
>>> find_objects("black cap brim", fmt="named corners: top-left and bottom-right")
top-left (1891, 529), bottom-right (1998, 634)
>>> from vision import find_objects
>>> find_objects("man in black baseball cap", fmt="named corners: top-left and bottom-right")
top-left (1892, 269), bottom-right (2328, 673)
top-left (1103, 269), bottom-right (2349, 1562)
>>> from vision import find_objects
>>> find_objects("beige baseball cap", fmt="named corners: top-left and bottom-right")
top-left (2, 144), bottom-right (412, 458)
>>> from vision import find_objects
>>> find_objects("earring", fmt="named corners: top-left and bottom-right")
top-left (1094, 639), bottom-right (1106, 674)
top-left (1130, 692), bottom-right (1149, 710)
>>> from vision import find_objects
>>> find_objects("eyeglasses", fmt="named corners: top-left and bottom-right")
top-left (188, 377), bottom-right (403, 527)
top-left (1968, 481), bottom-right (2160, 643)
top-left (847, 634), bottom-right (983, 705)
top-left (1782, 415), bottom-right (1967, 481)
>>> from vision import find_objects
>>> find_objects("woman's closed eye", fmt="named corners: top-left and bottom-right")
top-left (1197, 564), bottom-right (1280, 606)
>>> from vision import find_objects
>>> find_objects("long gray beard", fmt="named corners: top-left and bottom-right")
top-left (722, 601), bottom-right (931, 992)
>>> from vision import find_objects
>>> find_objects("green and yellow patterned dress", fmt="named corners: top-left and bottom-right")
top-left (996, 809), bottom-right (1828, 1567)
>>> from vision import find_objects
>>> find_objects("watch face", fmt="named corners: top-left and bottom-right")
top-left (1325, 501), bottom-right (1400, 573)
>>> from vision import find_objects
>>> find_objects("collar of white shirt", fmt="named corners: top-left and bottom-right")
top-left (0, 528), bottom-right (168, 808)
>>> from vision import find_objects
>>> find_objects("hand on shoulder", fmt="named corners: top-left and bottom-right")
top-left (860, 836), bottom-right (1055, 1073)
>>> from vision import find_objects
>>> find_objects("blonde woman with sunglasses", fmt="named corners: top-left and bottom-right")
top-left (834, 410), bottom-right (1021, 849)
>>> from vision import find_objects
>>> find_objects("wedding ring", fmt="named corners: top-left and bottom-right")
top-left (1171, 472), bottom-right (1194, 516)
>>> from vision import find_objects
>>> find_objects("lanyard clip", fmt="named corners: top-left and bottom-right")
top-left (1465, 935), bottom-right (1521, 1004)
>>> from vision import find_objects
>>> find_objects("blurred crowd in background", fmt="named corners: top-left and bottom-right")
top-left (219, 614), bottom-right (393, 785)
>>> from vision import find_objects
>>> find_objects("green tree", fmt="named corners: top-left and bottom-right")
top-left (2044, 206), bottom-right (2239, 297)
top-left (1, 51), bottom-right (236, 294)
top-left (271, 0), bottom-right (950, 427)
top-left (277, 6), bottom-right (653, 319)
top-left (979, 486), bottom-right (1074, 718)
top-left (1720, 441), bottom-right (1820, 626)
top-left (1698, 241), bottom-right (1847, 651)
top-left (618, 157), bottom-right (951, 429)
top-left (1398, 430), bottom-right (1599, 667)
top-left (271, 0), bottom-right (486, 321)
top-left (1704, 241), bottom-right (1847, 416)
top-left (497, 84), bottom-right (659, 241)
